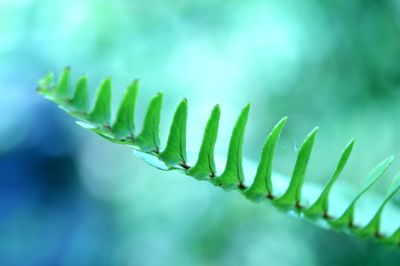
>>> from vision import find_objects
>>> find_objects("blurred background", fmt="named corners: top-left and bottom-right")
top-left (1, 0), bottom-right (400, 265)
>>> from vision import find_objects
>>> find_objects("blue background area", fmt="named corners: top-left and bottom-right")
top-left (1, 0), bottom-right (400, 265)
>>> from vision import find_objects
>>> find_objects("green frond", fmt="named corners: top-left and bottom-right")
top-left (37, 68), bottom-right (400, 248)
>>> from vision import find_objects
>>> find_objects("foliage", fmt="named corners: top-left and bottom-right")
top-left (38, 68), bottom-right (400, 247)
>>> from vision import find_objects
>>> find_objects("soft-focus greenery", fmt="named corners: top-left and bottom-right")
top-left (2, 0), bottom-right (400, 265)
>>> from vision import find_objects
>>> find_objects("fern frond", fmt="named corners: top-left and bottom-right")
top-left (37, 68), bottom-right (400, 247)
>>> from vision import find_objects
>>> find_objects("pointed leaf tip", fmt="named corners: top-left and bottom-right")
top-left (385, 172), bottom-right (400, 199)
top-left (310, 127), bottom-right (319, 134)
top-left (55, 67), bottom-right (71, 98)
top-left (70, 76), bottom-right (89, 113)
top-left (243, 103), bottom-right (251, 112)
top-left (330, 156), bottom-right (393, 228)
top-left (274, 127), bottom-right (318, 210)
top-left (38, 72), bottom-right (55, 92)
top-left (214, 104), bottom-right (250, 191)
top-left (89, 78), bottom-right (112, 126)
top-left (136, 92), bottom-right (163, 152)
top-left (357, 172), bottom-right (400, 238)
top-left (188, 104), bottom-right (221, 179)
top-left (245, 116), bottom-right (288, 201)
top-left (159, 99), bottom-right (189, 167)
top-left (305, 139), bottom-right (355, 218)
top-left (112, 80), bottom-right (139, 139)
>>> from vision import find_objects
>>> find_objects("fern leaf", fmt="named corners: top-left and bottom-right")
top-left (187, 105), bottom-right (221, 180)
top-left (213, 104), bottom-right (250, 191)
top-left (38, 72), bottom-right (55, 92)
top-left (89, 78), bottom-right (112, 126)
top-left (274, 128), bottom-right (318, 210)
top-left (55, 67), bottom-right (71, 99)
top-left (386, 226), bottom-right (400, 245)
top-left (136, 93), bottom-right (163, 153)
top-left (244, 117), bottom-right (287, 202)
top-left (112, 80), bottom-right (138, 139)
top-left (357, 173), bottom-right (400, 238)
top-left (329, 156), bottom-right (393, 228)
top-left (37, 68), bottom-right (400, 247)
top-left (304, 139), bottom-right (355, 219)
top-left (70, 76), bottom-right (89, 114)
top-left (159, 99), bottom-right (189, 168)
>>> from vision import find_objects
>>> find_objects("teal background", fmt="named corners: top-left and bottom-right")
top-left (1, 0), bottom-right (400, 265)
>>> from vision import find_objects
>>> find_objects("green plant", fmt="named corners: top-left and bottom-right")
top-left (37, 68), bottom-right (400, 247)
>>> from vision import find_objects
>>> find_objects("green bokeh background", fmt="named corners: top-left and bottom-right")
top-left (1, 0), bottom-right (400, 265)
